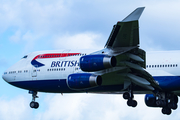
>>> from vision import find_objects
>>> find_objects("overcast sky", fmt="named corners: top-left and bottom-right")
top-left (1, 0), bottom-right (180, 120)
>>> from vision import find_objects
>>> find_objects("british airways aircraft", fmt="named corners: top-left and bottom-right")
top-left (2, 7), bottom-right (179, 115)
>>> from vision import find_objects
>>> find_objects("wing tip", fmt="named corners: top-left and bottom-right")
top-left (122, 7), bottom-right (145, 22)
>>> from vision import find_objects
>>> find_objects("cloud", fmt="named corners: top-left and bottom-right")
top-left (0, 58), bottom-right (8, 68)
top-left (0, 93), bottom-right (180, 120)
top-left (33, 94), bottom-right (180, 120)
top-left (0, 95), bottom-right (32, 120)
top-left (0, 0), bottom-right (71, 34)
top-left (139, 1), bottom-right (180, 51)
top-left (53, 32), bottom-right (104, 50)
top-left (2, 0), bottom-right (180, 52)
top-left (9, 30), bottom-right (21, 42)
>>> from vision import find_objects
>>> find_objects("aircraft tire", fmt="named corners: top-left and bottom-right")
top-left (123, 92), bottom-right (130, 100)
top-left (174, 95), bottom-right (178, 103)
top-left (132, 100), bottom-right (137, 107)
top-left (34, 102), bottom-right (39, 109)
top-left (30, 101), bottom-right (36, 108)
top-left (127, 99), bottom-right (133, 106)
top-left (30, 101), bottom-right (39, 109)
top-left (162, 107), bottom-right (171, 115)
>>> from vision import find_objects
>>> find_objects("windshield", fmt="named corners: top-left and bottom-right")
top-left (22, 55), bottom-right (28, 59)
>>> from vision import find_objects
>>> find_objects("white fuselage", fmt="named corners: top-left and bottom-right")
top-left (2, 50), bottom-right (180, 94)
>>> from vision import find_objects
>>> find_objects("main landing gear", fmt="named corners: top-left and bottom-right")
top-left (156, 92), bottom-right (178, 115)
top-left (123, 85), bottom-right (137, 108)
top-left (29, 91), bottom-right (39, 109)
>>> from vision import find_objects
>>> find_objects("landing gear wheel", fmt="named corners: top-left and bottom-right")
top-left (172, 104), bottom-right (178, 110)
top-left (127, 99), bottom-right (133, 106)
top-left (30, 101), bottom-right (39, 109)
top-left (123, 92), bottom-right (130, 100)
top-left (30, 101), bottom-right (36, 108)
top-left (132, 100), bottom-right (137, 107)
top-left (127, 99), bottom-right (137, 107)
top-left (174, 95), bottom-right (178, 103)
top-left (34, 102), bottom-right (39, 109)
top-left (162, 107), bottom-right (172, 115)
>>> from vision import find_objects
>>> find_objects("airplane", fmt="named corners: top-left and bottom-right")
top-left (2, 7), bottom-right (180, 115)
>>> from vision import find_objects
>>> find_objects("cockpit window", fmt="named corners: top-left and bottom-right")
top-left (22, 55), bottom-right (28, 59)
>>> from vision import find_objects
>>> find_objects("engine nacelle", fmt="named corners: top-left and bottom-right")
top-left (67, 73), bottom-right (102, 90)
top-left (145, 94), bottom-right (157, 107)
top-left (79, 55), bottom-right (117, 72)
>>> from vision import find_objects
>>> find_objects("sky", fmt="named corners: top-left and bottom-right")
top-left (1, 0), bottom-right (180, 120)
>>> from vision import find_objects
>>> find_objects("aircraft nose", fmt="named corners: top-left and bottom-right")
top-left (2, 72), bottom-right (10, 83)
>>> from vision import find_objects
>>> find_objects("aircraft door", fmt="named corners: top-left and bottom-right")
top-left (13, 73), bottom-right (17, 81)
top-left (31, 66), bottom-right (37, 78)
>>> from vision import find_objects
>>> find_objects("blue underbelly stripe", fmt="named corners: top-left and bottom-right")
top-left (9, 79), bottom-right (125, 93)
top-left (153, 76), bottom-right (180, 91)
top-left (8, 76), bottom-right (180, 93)
top-left (9, 79), bottom-right (73, 93)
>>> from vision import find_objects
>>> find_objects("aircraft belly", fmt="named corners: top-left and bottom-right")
top-left (8, 79), bottom-right (73, 93)
top-left (8, 79), bottom-right (151, 94)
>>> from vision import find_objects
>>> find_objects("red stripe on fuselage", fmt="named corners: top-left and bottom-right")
top-left (32, 53), bottom-right (81, 60)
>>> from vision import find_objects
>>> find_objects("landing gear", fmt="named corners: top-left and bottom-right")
top-left (155, 92), bottom-right (178, 115)
top-left (123, 85), bottom-right (137, 108)
top-left (29, 91), bottom-right (39, 109)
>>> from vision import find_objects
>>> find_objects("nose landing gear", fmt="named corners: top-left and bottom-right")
top-left (29, 91), bottom-right (39, 109)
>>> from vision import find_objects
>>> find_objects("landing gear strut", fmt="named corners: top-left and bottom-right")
top-left (123, 85), bottom-right (137, 107)
top-left (29, 91), bottom-right (39, 109)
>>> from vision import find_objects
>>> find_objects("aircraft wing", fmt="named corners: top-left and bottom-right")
top-left (104, 7), bottom-right (144, 48)
top-left (93, 7), bottom-right (161, 91)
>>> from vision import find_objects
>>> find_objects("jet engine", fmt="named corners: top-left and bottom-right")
top-left (67, 73), bottom-right (102, 89)
top-left (79, 55), bottom-right (117, 72)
